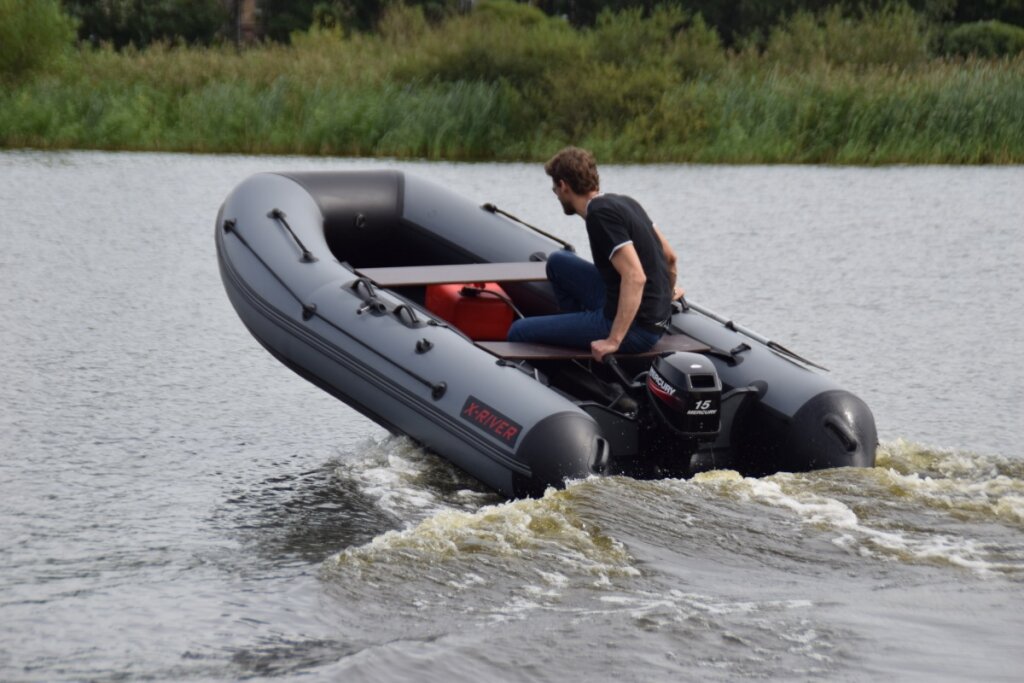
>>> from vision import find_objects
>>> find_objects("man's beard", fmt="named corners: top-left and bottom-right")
top-left (560, 197), bottom-right (574, 215)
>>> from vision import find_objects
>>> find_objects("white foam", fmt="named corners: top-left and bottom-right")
top-left (445, 572), bottom-right (486, 590)
top-left (534, 569), bottom-right (570, 587)
top-left (691, 469), bottom-right (1016, 576)
top-left (738, 477), bottom-right (860, 529)
top-left (333, 435), bottom-right (497, 522)
top-left (593, 590), bottom-right (812, 621)
top-left (881, 467), bottom-right (1024, 526)
top-left (328, 483), bottom-right (640, 589)
top-left (995, 494), bottom-right (1024, 524)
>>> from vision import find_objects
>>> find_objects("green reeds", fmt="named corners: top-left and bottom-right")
top-left (2, 2), bottom-right (1023, 163)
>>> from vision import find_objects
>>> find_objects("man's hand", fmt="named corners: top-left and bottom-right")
top-left (591, 338), bottom-right (620, 363)
top-left (673, 284), bottom-right (686, 301)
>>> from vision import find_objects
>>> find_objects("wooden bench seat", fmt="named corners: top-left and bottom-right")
top-left (476, 334), bottom-right (708, 360)
top-left (356, 262), bottom-right (548, 288)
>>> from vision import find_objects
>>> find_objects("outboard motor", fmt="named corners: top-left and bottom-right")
top-left (641, 352), bottom-right (722, 475)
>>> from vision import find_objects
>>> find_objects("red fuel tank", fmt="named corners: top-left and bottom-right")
top-left (425, 282), bottom-right (515, 341)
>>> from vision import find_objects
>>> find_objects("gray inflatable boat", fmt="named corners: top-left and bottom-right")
top-left (216, 170), bottom-right (876, 498)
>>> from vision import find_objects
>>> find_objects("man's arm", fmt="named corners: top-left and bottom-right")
top-left (654, 225), bottom-right (684, 300)
top-left (591, 244), bottom-right (645, 362)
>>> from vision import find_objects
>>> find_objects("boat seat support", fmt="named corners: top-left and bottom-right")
top-left (476, 334), bottom-right (709, 361)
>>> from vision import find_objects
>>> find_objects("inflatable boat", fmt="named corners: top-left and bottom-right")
top-left (216, 170), bottom-right (877, 498)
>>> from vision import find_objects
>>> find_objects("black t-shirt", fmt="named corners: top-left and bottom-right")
top-left (585, 194), bottom-right (671, 329)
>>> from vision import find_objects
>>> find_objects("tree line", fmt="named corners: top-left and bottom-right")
top-left (4, 0), bottom-right (1023, 162)
top-left (56, 0), bottom-right (1024, 47)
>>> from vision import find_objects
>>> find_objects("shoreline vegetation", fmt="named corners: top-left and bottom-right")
top-left (2, 1), bottom-right (1023, 164)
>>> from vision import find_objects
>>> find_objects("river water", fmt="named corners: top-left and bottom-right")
top-left (1, 151), bottom-right (1021, 681)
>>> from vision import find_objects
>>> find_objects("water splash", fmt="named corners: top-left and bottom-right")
top-left (325, 482), bottom-right (639, 591)
top-left (685, 440), bottom-right (1024, 577)
top-left (331, 434), bottom-right (501, 522)
top-left (331, 437), bottom-right (1023, 582)
top-left (876, 440), bottom-right (1024, 527)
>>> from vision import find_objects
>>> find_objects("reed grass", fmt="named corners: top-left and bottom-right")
top-left (2, 2), bottom-right (1023, 163)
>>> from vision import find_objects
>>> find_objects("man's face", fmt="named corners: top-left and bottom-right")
top-left (552, 179), bottom-right (574, 216)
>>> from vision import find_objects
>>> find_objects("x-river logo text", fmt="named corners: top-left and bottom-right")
top-left (461, 397), bottom-right (522, 447)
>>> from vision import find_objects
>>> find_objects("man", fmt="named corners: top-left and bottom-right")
top-left (507, 147), bottom-right (683, 362)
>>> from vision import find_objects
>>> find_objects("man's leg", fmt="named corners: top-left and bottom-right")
top-left (546, 250), bottom-right (605, 313)
top-left (506, 251), bottom-right (609, 347)
top-left (619, 326), bottom-right (661, 354)
top-left (507, 309), bottom-right (611, 349)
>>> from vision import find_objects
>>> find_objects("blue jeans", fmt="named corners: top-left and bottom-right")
top-left (506, 251), bottom-right (661, 353)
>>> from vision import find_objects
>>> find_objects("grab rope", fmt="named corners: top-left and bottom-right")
top-left (481, 203), bottom-right (574, 252)
top-left (267, 209), bottom-right (317, 263)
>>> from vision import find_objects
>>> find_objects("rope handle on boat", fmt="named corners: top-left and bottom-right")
top-left (267, 209), bottom-right (317, 263)
top-left (350, 277), bottom-right (377, 298)
top-left (481, 203), bottom-right (575, 253)
top-left (392, 304), bottom-right (427, 328)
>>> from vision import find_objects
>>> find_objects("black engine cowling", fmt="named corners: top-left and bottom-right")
top-left (645, 352), bottom-right (722, 438)
top-left (626, 352), bottom-right (724, 477)
top-left (586, 352), bottom-right (725, 478)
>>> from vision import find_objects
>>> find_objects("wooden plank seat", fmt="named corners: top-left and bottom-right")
top-left (476, 334), bottom-right (709, 360)
top-left (356, 262), bottom-right (548, 288)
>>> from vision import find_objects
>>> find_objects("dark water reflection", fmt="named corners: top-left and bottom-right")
top-left (218, 463), bottom-right (399, 565)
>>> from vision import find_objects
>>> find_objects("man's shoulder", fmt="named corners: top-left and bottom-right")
top-left (587, 194), bottom-right (629, 220)
top-left (590, 193), bottom-right (631, 208)
top-left (588, 193), bottom-right (650, 228)
top-left (591, 193), bottom-right (647, 217)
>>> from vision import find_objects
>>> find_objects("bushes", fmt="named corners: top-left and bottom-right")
top-left (399, 2), bottom-right (579, 88)
top-left (389, 1), bottom-right (728, 142)
top-left (2, 1), bottom-right (1024, 162)
top-left (765, 4), bottom-right (932, 70)
top-left (0, 0), bottom-right (77, 82)
top-left (669, 13), bottom-right (727, 79)
top-left (941, 20), bottom-right (1024, 58)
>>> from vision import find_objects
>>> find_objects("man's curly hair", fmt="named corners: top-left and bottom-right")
top-left (544, 147), bottom-right (600, 194)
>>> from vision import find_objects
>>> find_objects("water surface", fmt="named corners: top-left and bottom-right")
top-left (1, 152), bottom-right (1021, 681)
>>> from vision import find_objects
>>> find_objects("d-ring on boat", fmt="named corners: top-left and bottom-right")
top-left (216, 170), bottom-right (877, 498)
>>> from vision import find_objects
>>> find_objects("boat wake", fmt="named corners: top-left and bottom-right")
top-left (326, 439), bottom-right (641, 604)
top-left (690, 447), bottom-right (1024, 577)
top-left (327, 436), bottom-right (1024, 586)
top-left (315, 437), bottom-right (1024, 680)
top-left (331, 435), bottom-right (502, 522)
